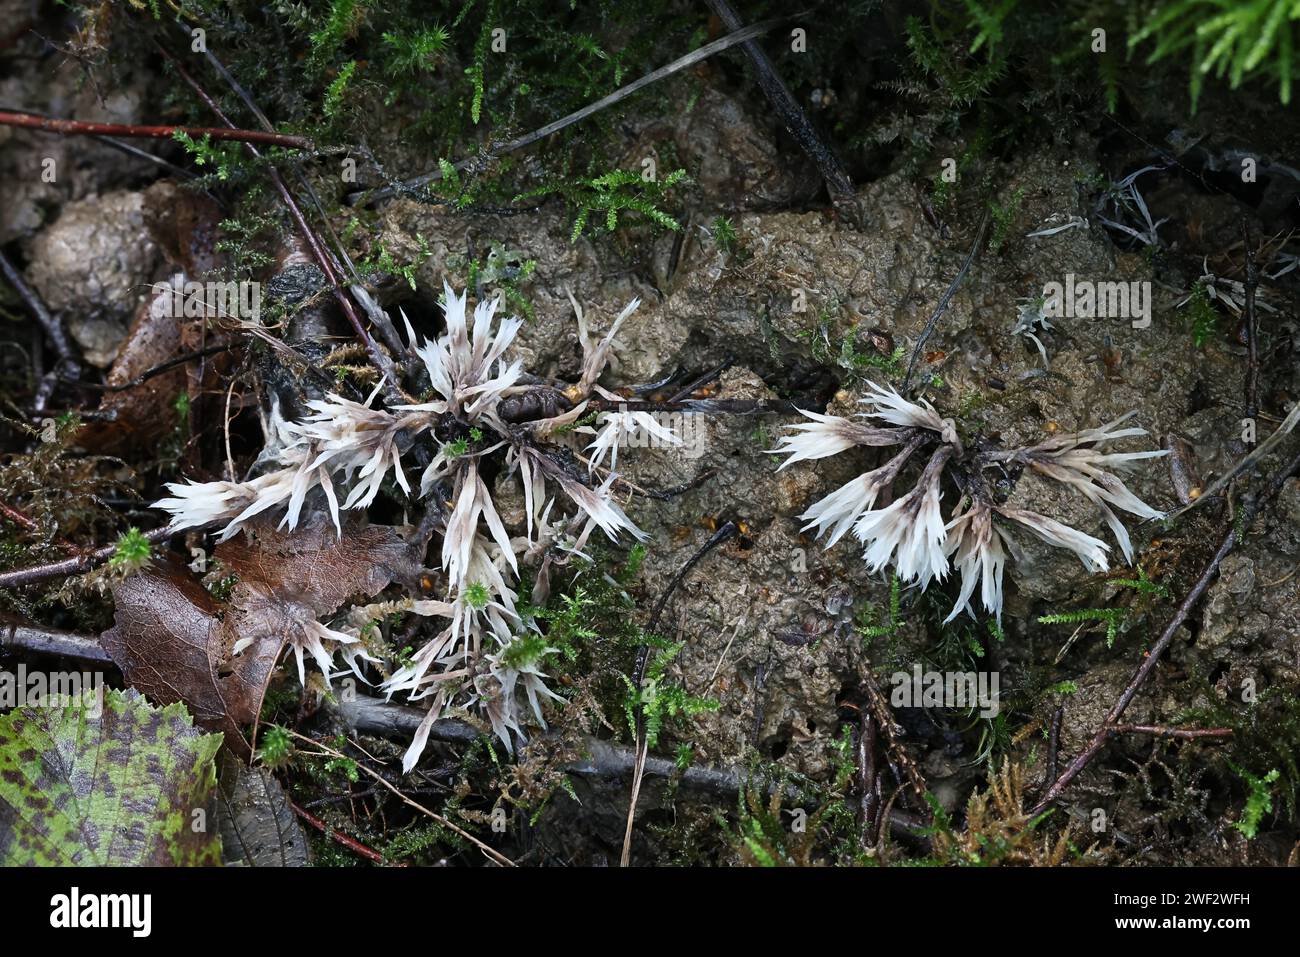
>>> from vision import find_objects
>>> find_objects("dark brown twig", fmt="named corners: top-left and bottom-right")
top-left (857, 710), bottom-right (880, 844)
top-left (181, 35), bottom-right (408, 359)
top-left (903, 208), bottom-right (990, 392)
top-left (1242, 219), bottom-right (1260, 436)
top-left (1, 248), bottom-right (80, 405)
top-left (0, 109), bottom-right (311, 149)
top-left (1030, 447), bottom-right (1300, 815)
top-left (702, 0), bottom-right (858, 220)
top-left (76, 344), bottom-right (233, 392)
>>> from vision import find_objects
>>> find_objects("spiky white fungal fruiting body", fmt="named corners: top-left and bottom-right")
top-left (771, 380), bottom-right (1166, 624)
top-left (156, 284), bottom-right (674, 769)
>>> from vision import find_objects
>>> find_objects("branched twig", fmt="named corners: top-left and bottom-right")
top-left (155, 42), bottom-right (403, 405)
top-left (1, 247), bottom-right (80, 410)
top-left (180, 33), bottom-right (408, 359)
top-left (0, 108), bottom-right (311, 148)
top-left (1030, 447), bottom-right (1300, 815)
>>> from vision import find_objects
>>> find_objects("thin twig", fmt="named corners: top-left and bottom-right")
top-left (182, 35), bottom-right (407, 358)
top-left (857, 710), bottom-right (880, 844)
top-left (1030, 447), bottom-right (1300, 815)
top-left (0, 105), bottom-right (197, 179)
top-left (1162, 399), bottom-right (1300, 521)
top-left (587, 396), bottom-right (794, 415)
top-left (621, 520), bottom-right (738, 866)
top-left (155, 42), bottom-right (403, 405)
top-left (355, 19), bottom-right (780, 204)
top-left (0, 526), bottom-right (175, 590)
top-left (0, 622), bottom-right (113, 662)
top-left (702, 0), bottom-right (858, 220)
top-left (0, 499), bottom-right (82, 555)
top-left (286, 797), bottom-right (402, 866)
top-left (1242, 219), bottom-right (1260, 434)
top-left (1108, 724), bottom-right (1233, 740)
top-left (285, 730), bottom-right (515, 867)
top-left (0, 248), bottom-right (80, 392)
top-left (903, 208), bottom-right (990, 392)
top-left (77, 344), bottom-right (233, 392)
top-left (0, 109), bottom-right (311, 148)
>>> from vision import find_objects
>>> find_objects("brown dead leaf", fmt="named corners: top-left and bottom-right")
top-left (80, 182), bottom-right (232, 455)
top-left (100, 558), bottom-right (272, 757)
top-left (101, 513), bottom-right (422, 757)
top-left (142, 181), bottom-right (224, 277)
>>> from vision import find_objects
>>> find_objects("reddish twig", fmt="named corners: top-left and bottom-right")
top-left (286, 797), bottom-right (399, 866)
top-left (1030, 447), bottom-right (1300, 815)
top-left (154, 43), bottom-right (403, 405)
top-left (0, 109), bottom-right (311, 149)
top-left (0, 500), bottom-right (83, 555)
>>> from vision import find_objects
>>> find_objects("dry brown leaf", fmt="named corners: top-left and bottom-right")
top-left (101, 513), bottom-right (422, 756)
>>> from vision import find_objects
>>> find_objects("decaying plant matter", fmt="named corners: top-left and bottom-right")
top-left (158, 284), bottom-right (669, 769)
top-left (772, 381), bottom-right (1167, 624)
